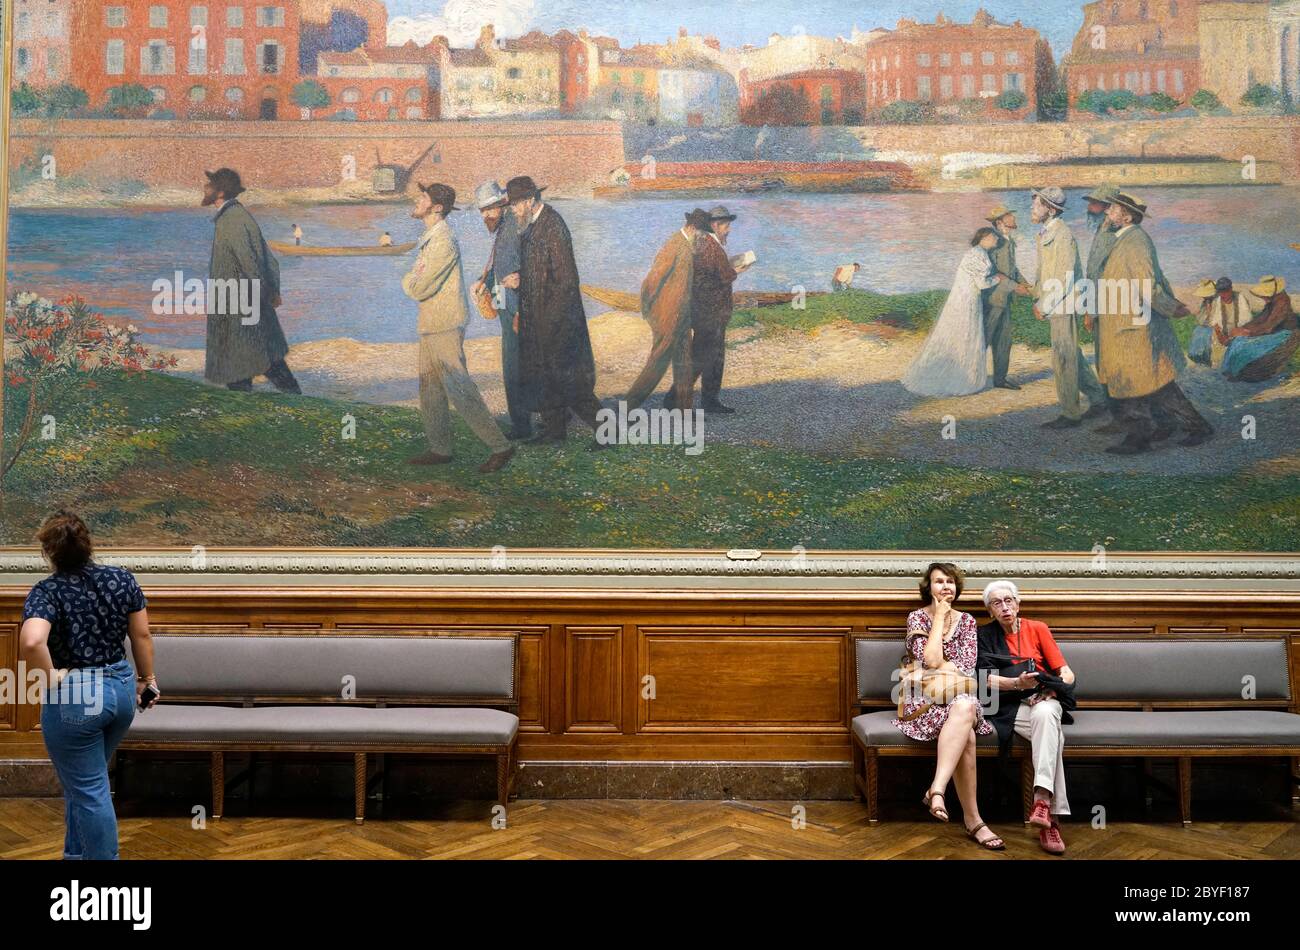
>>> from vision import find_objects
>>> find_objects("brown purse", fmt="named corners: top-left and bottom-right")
top-left (474, 282), bottom-right (499, 321)
top-left (896, 660), bottom-right (978, 721)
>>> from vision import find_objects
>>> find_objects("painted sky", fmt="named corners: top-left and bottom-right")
top-left (384, 0), bottom-right (1088, 55)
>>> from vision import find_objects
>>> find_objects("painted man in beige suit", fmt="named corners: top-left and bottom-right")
top-left (402, 183), bottom-right (514, 474)
top-left (1028, 187), bottom-right (1107, 430)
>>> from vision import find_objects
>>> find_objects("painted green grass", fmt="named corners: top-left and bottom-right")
top-left (3, 367), bottom-right (1296, 551)
top-left (730, 289), bottom-right (1062, 349)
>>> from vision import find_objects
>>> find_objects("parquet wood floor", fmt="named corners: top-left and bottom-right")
top-left (2, 798), bottom-right (1297, 859)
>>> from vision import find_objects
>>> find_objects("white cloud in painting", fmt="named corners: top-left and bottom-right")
top-left (388, 0), bottom-right (537, 47)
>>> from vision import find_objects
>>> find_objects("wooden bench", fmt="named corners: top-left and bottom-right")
top-left (120, 628), bottom-right (519, 823)
top-left (850, 633), bottom-right (1300, 825)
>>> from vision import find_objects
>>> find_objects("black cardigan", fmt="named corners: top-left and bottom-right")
top-left (976, 621), bottom-right (1076, 755)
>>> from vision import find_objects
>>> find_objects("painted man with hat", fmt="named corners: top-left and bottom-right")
top-left (1222, 276), bottom-right (1300, 382)
top-left (627, 209), bottom-right (714, 411)
top-left (471, 180), bottom-right (535, 440)
top-left (401, 181), bottom-right (514, 474)
top-left (504, 176), bottom-right (605, 444)
top-left (1095, 192), bottom-right (1213, 454)
top-left (1028, 186), bottom-right (1108, 429)
top-left (666, 205), bottom-right (752, 414)
top-left (1081, 184), bottom-right (1125, 430)
top-left (201, 168), bottom-right (301, 394)
top-left (1189, 277), bottom-right (1251, 369)
top-left (984, 205), bottom-right (1033, 390)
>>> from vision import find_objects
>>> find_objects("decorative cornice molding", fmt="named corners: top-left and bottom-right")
top-left (1, 549), bottom-right (1298, 580)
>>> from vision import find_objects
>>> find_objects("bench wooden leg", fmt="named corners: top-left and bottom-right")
top-left (1177, 756), bottom-right (1192, 827)
top-left (1291, 757), bottom-right (1299, 809)
top-left (211, 752), bottom-right (224, 820)
top-left (354, 753), bottom-right (366, 825)
top-left (850, 740), bottom-right (864, 803)
top-left (496, 751), bottom-right (511, 808)
top-left (865, 748), bottom-right (879, 824)
top-left (1020, 754), bottom-right (1034, 825)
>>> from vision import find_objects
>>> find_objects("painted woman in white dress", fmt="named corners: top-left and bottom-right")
top-left (902, 228), bottom-right (1003, 397)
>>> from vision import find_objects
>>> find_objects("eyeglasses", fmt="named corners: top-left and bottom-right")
top-left (988, 598), bottom-right (1018, 608)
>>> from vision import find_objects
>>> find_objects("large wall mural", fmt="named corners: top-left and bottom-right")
top-left (3, 1), bottom-right (1298, 554)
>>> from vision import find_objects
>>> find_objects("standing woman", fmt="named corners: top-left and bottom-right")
top-left (893, 562), bottom-right (1004, 851)
top-left (18, 511), bottom-right (159, 860)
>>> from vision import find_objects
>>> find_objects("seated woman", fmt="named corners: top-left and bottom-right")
top-left (1222, 276), bottom-right (1300, 383)
top-left (893, 562), bottom-right (1004, 851)
top-left (976, 580), bottom-right (1075, 855)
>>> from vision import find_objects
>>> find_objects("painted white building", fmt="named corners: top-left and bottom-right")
top-left (658, 68), bottom-right (739, 125)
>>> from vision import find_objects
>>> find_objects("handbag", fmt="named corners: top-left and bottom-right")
top-left (896, 658), bottom-right (977, 721)
top-left (474, 281), bottom-right (500, 321)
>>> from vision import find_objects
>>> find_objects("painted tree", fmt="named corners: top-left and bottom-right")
top-left (2, 294), bottom-right (177, 482)
top-left (742, 84), bottom-right (812, 127)
top-left (106, 84), bottom-right (156, 118)
top-left (292, 80), bottom-right (331, 119)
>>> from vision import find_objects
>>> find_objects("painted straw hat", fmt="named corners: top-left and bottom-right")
top-left (1251, 275), bottom-right (1287, 297)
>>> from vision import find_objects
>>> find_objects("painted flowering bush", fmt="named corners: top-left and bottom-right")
top-left (3, 293), bottom-right (177, 479)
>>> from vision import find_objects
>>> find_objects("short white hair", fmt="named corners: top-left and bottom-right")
top-left (982, 580), bottom-right (1020, 607)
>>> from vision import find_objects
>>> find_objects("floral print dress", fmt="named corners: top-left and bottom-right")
top-left (892, 608), bottom-right (993, 742)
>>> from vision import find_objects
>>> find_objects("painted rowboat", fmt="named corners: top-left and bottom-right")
top-left (269, 241), bottom-right (417, 257)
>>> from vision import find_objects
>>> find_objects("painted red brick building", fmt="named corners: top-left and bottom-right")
top-left (1064, 0), bottom-right (1201, 105)
top-left (740, 69), bottom-right (866, 125)
top-left (552, 29), bottom-right (596, 113)
top-left (864, 9), bottom-right (1053, 114)
top-left (70, 1), bottom-right (302, 120)
top-left (316, 43), bottom-right (439, 120)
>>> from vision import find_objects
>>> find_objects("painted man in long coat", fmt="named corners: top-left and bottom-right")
top-left (626, 209), bottom-right (712, 410)
top-left (472, 180), bottom-right (536, 440)
top-left (201, 168), bottom-right (300, 393)
top-left (1095, 193), bottom-right (1212, 455)
top-left (506, 176), bottom-right (604, 444)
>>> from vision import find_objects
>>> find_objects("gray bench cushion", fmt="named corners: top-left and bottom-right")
top-left (1063, 640), bottom-right (1291, 701)
top-left (126, 705), bottom-right (519, 746)
top-left (855, 637), bottom-right (1292, 703)
top-left (129, 635), bottom-right (515, 701)
top-left (1065, 710), bottom-right (1300, 747)
top-left (852, 709), bottom-right (1300, 750)
top-left (852, 710), bottom-right (1004, 748)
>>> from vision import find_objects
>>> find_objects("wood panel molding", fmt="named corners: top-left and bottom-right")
top-left (3, 585), bottom-right (1300, 764)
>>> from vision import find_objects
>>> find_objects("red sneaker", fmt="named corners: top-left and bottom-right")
top-left (1039, 822), bottom-right (1066, 855)
top-left (1028, 799), bottom-right (1052, 829)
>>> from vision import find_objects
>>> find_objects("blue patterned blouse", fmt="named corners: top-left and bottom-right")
top-left (23, 565), bottom-right (147, 669)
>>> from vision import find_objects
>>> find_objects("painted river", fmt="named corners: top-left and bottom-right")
top-left (6, 185), bottom-right (1298, 349)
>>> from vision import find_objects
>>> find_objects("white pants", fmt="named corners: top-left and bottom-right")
top-left (418, 329), bottom-right (509, 456)
top-left (1015, 698), bottom-right (1070, 816)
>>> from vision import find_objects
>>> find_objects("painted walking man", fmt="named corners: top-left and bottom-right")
top-left (402, 182), bottom-right (514, 474)
top-left (201, 168), bottom-right (301, 394)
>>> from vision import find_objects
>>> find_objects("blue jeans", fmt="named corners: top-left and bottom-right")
top-left (40, 658), bottom-right (136, 860)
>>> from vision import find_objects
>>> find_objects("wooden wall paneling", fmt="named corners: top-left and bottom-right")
top-left (516, 627), bottom-right (549, 733)
top-left (637, 627), bottom-right (849, 732)
top-left (0, 624), bottom-right (16, 732)
top-left (564, 626), bottom-right (622, 733)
